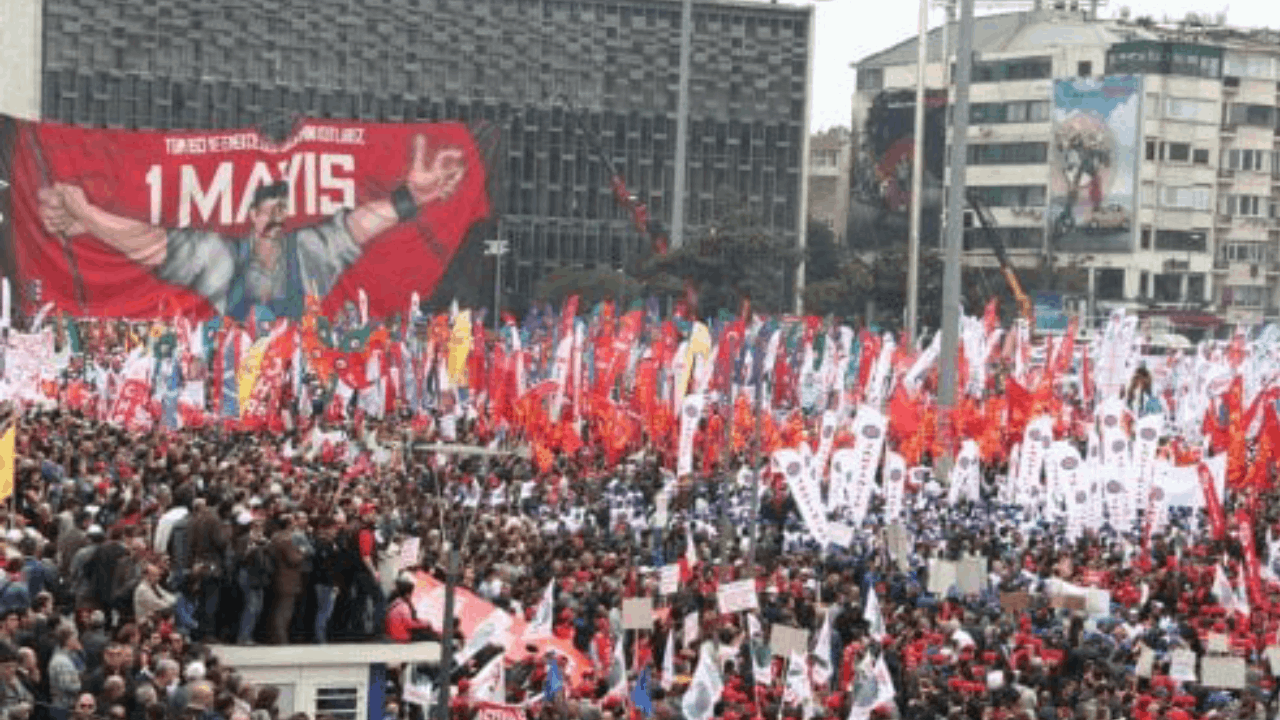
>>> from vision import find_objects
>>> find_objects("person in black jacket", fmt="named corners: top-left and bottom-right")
top-left (310, 519), bottom-right (342, 644)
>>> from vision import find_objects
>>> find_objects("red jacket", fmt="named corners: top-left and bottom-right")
top-left (385, 597), bottom-right (433, 642)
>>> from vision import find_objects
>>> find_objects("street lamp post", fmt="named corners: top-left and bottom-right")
top-left (484, 238), bottom-right (509, 331)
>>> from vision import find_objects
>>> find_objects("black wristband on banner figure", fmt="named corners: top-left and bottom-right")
top-left (393, 185), bottom-right (419, 222)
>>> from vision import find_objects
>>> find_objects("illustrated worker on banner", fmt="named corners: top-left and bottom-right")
top-left (36, 135), bottom-right (465, 321)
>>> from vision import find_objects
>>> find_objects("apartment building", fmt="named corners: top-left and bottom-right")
top-left (852, 5), bottom-right (1280, 334)
top-left (808, 126), bottom-right (853, 241)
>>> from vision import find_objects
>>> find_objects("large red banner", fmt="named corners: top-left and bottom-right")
top-left (3, 118), bottom-right (491, 320)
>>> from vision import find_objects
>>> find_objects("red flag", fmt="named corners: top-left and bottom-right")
top-left (1197, 463), bottom-right (1227, 542)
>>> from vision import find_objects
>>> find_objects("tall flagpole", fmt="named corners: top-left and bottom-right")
top-left (936, 0), bottom-right (976, 482)
top-left (905, 0), bottom-right (930, 342)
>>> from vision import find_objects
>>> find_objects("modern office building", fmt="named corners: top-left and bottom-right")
top-left (5, 0), bottom-right (813, 313)
top-left (852, 3), bottom-right (1280, 334)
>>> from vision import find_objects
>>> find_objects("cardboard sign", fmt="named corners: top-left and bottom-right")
top-left (655, 493), bottom-right (669, 529)
top-left (1085, 588), bottom-right (1111, 617)
top-left (928, 559), bottom-right (957, 595)
top-left (1265, 645), bottom-right (1280, 675)
top-left (717, 579), bottom-right (760, 614)
top-left (398, 537), bottom-right (421, 570)
top-left (1206, 633), bottom-right (1229, 655)
top-left (683, 612), bottom-right (699, 646)
top-left (1135, 645), bottom-right (1154, 679)
top-left (1169, 649), bottom-right (1198, 682)
top-left (957, 557), bottom-right (988, 595)
top-left (1201, 656), bottom-right (1245, 689)
top-left (827, 522), bottom-right (855, 549)
top-left (1000, 592), bottom-right (1031, 612)
top-left (770, 624), bottom-right (810, 657)
top-left (622, 598), bottom-right (654, 630)
top-left (659, 564), bottom-right (681, 595)
top-left (1050, 595), bottom-right (1086, 611)
top-left (886, 523), bottom-right (910, 571)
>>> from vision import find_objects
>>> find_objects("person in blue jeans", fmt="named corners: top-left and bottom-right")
top-left (311, 519), bottom-right (343, 643)
top-left (234, 516), bottom-right (271, 645)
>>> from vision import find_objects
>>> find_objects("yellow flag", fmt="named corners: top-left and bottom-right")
top-left (0, 425), bottom-right (14, 502)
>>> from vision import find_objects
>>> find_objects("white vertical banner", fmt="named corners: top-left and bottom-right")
top-left (1015, 416), bottom-right (1053, 508)
top-left (1148, 461), bottom-right (1171, 534)
top-left (777, 448), bottom-right (829, 546)
top-left (670, 340), bottom-right (690, 411)
top-left (815, 409), bottom-right (839, 481)
top-left (882, 452), bottom-right (907, 520)
top-left (1101, 428), bottom-right (1133, 529)
top-left (677, 393), bottom-right (705, 478)
top-left (947, 440), bottom-right (981, 506)
top-left (1052, 443), bottom-right (1086, 541)
top-left (830, 448), bottom-right (856, 514)
top-left (848, 405), bottom-right (887, 520)
top-left (863, 335), bottom-right (896, 410)
top-left (1000, 444), bottom-right (1020, 506)
top-left (1133, 414), bottom-right (1162, 517)
top-left (1085, 428), bottom-right (1104, 532)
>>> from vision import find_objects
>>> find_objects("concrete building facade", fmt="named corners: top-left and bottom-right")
top-left (807, 126), bottom-right (852, 242)
top-left (853, 6), bottom-right (1280, 335)
top-left (8, 0), bottom-right (812, 312)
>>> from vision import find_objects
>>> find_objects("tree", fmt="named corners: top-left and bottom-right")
top-left (640, 200), bottom-right (802, 317)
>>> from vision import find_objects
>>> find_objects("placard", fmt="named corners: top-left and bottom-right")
top-left (828, 522), bottom-right (855, 549)
top-left (770, 624), bottom-right (810, 657)
top-left (957, 557), bottom-right (988, 595)
top-left (622, 598), bottom-right (654, 630)
top-left (1085, 588), bottom-right (1111, 617)
top-left (1206, 633), bottom-right (1229, 654)
top-left (659, 564), bottom-right (681, 595)
top-left (683, 612), bottom-right (699, 646)
top-left (1135, 645), bottom-right (1154, 678)
top-left (1265, 645), bottom-right (1280, 675)
top-left (717, 579), bottom-right (760, 614)
top-left (928, 559), bottom-right (957, 595)
top-left (398, 537), bottom-right (421, 570)
top-left (1201, 656), bottom-right (1245, 689)
top-left (1000, 593), bottom-right (1031, 612)
top-left (1169, 649), bottom-right (1198, 682)
top-left (1050, 595), bottom-right (1086, 611)
top-left (886, 523), bottom-right (910, 571)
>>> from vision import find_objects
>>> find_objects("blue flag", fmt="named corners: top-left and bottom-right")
top-left (631, 666), bottom-right (653, 718)
top-left (161, 358), bottom-right (183, 430)
top-left (544, 655), bottom-right (565, 702)
top-left (221, 338), bottom-right (239, 419)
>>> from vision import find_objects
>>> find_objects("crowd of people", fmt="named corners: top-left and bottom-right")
top-left (0, 392), bottom-right (1275, 720)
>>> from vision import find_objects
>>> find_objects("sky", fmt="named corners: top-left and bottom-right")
top-left (774, 0), bottom-right (1278, 131)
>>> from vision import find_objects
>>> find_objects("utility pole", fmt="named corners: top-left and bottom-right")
top-left (906, 0), bottom-right (931, 341)
top-left (435, 544), bottom-right (460, 720)
top-left (670, 0), bottom-right (694, 249)
top-left (484, 237), bottom-right (509, 331)
top-left (936, 0), bottom-right (976, 483)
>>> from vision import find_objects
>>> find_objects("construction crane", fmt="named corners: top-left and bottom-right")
top-left (964, 189), bottom-right (1035, 326)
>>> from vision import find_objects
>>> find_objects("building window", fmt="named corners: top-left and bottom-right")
top-left (1078, 61), bottom-right (1092, 77)
top-left (1227, 285), bottom-right (1267, 307)
top-left (1140, 271), bottom-right (1150, 297)
top-left (1159, 186), bottom-right (1212, 211)
top-left (1221, 195), bottom-right (1266, 217)
top-left (972, 56), bottom-right (1052, 83)
top-left (1141, 227), bottom-right (1152, 249)
top-left (1193, 148), bottom-right (1210, 164)
top-left (1107, 41), bottom-right (1222, 78)
top-left (1186, 274), bottom-right (1206, 302)
top-left (1222, 149), bottom-right (1270, 172)
top-left (315, 688), bottom-right (359, 720)
top-left (969, 101), bottom-right (1050, 124)
top-left (1095, 268), bottom-right (1125, 301)
top-left (1145, 140), bottom-right (1156, 161)
top-left (1163, 97), bottom-right (1215, 122)
top-left (1225, 103), bottom-right (1277, 128)
top-left (1154, 274), bottom-right (1182, 303)
top-left (1154, 229), bottom-right (1207, 252)
top-left (967, 142), bottom-right (1048, 165)
top-left (1166, 143), bottom-right (1191, 162)
top-left (967, 185), bottom-right (1047, 207)
top-left (857, 68), bottom-right (883, 91)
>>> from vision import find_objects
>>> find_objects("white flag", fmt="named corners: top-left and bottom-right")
top-left (681, 641), bottom-right (724, 720)
top-left (784, 651), bottom-right (813, 705)
top-left (471, 654), bottom-right (505, 703)
top-left (864, 587), bottom-right (887, 642)
top-left (810, 607), bottom-right (833, 687)
top-left (523, 581), bottom-right (555, 639)
top-left (746, 613), bottom-right (773, 686)
top-left (662, 627), bottom-right (676, 691)
top-left (847, 655), bottom-right (896, 720)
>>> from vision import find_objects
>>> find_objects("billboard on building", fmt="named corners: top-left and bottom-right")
top-left (0, 117), bottom-right (492, 320)
top-left (848, 88), bottom-right (948, 249)
top-left (1048, 75), bottom-right (1141, 253)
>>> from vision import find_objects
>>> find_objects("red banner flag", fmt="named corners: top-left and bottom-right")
top-left (1197, 462), bottom-right (1227, 542)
